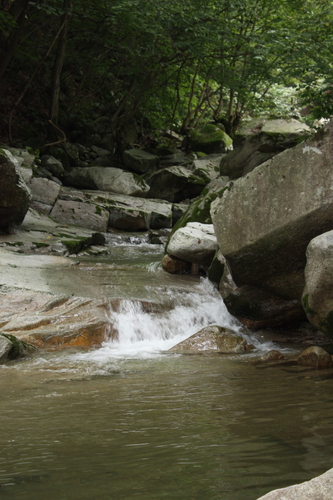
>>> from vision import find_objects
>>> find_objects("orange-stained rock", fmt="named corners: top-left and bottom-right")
top-left (0, 290), bottom-right (118, 349)
top-left (297, 346), bottom-right (333, 369)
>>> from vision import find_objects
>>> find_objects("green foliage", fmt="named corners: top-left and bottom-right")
top-left (1, 0), bottom-right (333, 143)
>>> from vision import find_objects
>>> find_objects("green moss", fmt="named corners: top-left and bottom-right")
top-left (95, 205), bottom-right (102, 215)
top-left (302, 294), bottom-right (316, 315)
top-left (63, 233), bottom-right (106, 254)
top-left (33, 242), bottom-right (49, 248)
top-left (190, 124), bottom-right (233, 148)
top-left (133, 173), bottom-right (148, 189)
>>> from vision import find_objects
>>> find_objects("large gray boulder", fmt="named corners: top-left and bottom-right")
top-left (220, 118), bottom-right (312, 179)
top-left (211, 120), bottom-right (333, 328)
top-left (256, 467), bottom-right (333, 500)
top-left (0, 148), bottom-right (31, 232)
top-left (63, 166), bottom-right (150, 197)
top-left (302, 231), bottom-right (333, 338)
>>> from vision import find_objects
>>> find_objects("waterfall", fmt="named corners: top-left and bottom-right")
top-left (95, 278), bottom-right (243, 358)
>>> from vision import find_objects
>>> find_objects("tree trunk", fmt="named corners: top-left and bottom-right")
top-left (47, 0), bottom-right (72, 140)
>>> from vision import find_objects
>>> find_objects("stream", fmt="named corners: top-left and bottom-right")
top-left (1, 238), bottom-right (333, 500)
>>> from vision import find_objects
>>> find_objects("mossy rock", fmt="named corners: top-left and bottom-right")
top-left (167, 178), bottom-right (230, 248)
top-left (190, 124), bottom-right (232, 154)
top-left (0, 332), bottom-right (37, 361)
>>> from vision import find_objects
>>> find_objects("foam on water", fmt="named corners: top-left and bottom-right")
top-left (68, 278), bottom-right (276, 365)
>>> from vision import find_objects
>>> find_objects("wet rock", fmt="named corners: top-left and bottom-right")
top-left (302, 231), bottom-right (333, 339)
top-left (0, 290), bottom-right (118, 349)
top-left (170, 325), bottom-right (247, 354)
top-left (0, 332), bottom-right (36, 362)
top-left (0, 148), bottom-right (32, 231)
top-left (222, 284), bottom-right (305, 329)
top-left (255, 467), bottom-right (333, 500)
top-left (260, 350), bottom-right (285, 362)
top-left (161, 254), bottom-right (188, 274)
top-left (297, 346), bottom-right (333, 369)
top-left (166, 222), bottom-right (217, 266)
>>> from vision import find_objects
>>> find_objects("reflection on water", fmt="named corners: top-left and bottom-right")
top-left (1, 354), bottom-right (333, 500)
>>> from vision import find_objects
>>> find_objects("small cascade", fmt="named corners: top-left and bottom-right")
top-left (84, 278), bottom-right (271, 360)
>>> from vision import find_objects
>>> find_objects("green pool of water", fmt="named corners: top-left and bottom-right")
top-left (1, 352), bottom-right (332, 500)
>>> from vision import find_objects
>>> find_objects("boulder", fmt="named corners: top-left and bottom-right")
top-left (297, 346), bottom-right (333, 369)
top-left (0, 332), bottom-right (36, 362)
top-left (57, 187), bottom-right (173, 231)
top-left (166, 222), bottom-right (217, 265)
top-left (161, 254), bottom-right (189, 274)
top-left (0, 148), bottom-right (31, 231)
top-left (0, 290), bottom-right (117, 348)
top-left (159, 151), bottom-right (194, 167)
top-left (122, 149), bottom-right (159, 174)
top-left (221, 118), bottom-right (312, 179)
top-left (169, 325), bottom-right (247, 353)
top-left (40, 155), bottom-right (65, 178)
top-left (146, 165), bottom-right (207, 202)
top-left (63, 166), bottom-right (150, 197)
top-left (192, 153), bottom-right (225, 182)
top-left (189, 123), bottom-right (232, 154)
top-left (302, 231), bottom-right (333, 338)
top-left (28, 177), bottom-right (61, 207)
top-left (255, 467), bottom-right (333, 500)
top-left (222, 285), bottom-right (305, 329)
top-left (211, 120), bottom-right (333, 328)
top-left (50, 199), bottom-right (109, 232)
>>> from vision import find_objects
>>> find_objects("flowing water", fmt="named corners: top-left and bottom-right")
top-left (1, 239), bottom-right (333, 500)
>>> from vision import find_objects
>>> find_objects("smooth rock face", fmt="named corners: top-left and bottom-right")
top-left (50, 199), bottom-right (109, 232)
top-left (170, 325), bottom-right (247, 353)
top-left (167, 222), bottom-right (217, 265)
top-left (297, 346), bottom-right (333, 369)
top-left (28, 177), bottom-right (61, 206)
top-left (0, 290), bottom-right (117, 348)
top-left (211, 120), bottom-right (333, 305)
top-left (255, 467), bottom-right (333, 500)
top-left (302, 231), bottom-right (333, 338)
top-left (0, 149), bottom-right (31, 230)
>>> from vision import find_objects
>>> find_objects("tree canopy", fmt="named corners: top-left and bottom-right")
top-left (0, 0), bottom-right (332, 146)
